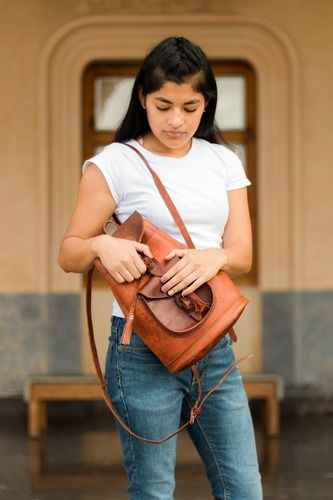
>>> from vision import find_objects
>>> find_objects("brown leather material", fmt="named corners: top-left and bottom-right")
top-left (93, 211), bottom-right (248, 372)
top-left (104, 210), bottom-right (144, 241)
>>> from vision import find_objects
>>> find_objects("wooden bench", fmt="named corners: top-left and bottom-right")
top-left (242, 373), bottom-right (284, 437)
top-left (24, 372), bottom-right (284, 439)
top-left (23, 375), bottom-right (102, 439)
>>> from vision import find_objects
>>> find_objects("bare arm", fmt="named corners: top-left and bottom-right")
top-left (219, 187), bottom-right (252, 276)
top-left (58, 164), bottom-right (152, 281)
top-left (159, 187), bottom-right (252, 296)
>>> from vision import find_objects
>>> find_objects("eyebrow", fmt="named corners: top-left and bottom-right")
top-left (154, 97), bottom-right (201, 105)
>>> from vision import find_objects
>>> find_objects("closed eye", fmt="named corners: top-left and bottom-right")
top-left (156, 107), bottom-right (199, 113)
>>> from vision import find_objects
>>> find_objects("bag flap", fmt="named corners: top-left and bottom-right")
top-left (104, 211), bottom-right (144, 242)
top-left (139, 276), bottom-right (170, 299)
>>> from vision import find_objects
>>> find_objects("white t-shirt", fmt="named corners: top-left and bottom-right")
top-left (83, 137), bottom-right (250, 317)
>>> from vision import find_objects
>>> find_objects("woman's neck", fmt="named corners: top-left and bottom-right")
top-left (137, 134), bottom-right (193, 158)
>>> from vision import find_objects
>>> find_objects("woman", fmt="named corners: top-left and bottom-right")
top-left (58, 36), bottom-right (262, 500)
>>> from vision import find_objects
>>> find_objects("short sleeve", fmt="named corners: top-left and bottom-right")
top-left (82, 144), bottom-right (129, 204)
top-left (224, 148), bottom-right (251, 191)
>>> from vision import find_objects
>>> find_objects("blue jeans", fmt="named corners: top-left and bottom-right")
top-left (104, 317), bottom-right (262, 500)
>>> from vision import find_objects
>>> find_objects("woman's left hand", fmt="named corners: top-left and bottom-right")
top-left (160, 248), bottom-right (227, 296)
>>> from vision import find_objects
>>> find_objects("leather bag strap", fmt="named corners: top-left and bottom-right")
top-left (125, 143), bottom-right (195, 249)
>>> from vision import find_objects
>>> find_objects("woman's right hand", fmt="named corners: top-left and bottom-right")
top-left (93, 235), bottom-right (153, 283)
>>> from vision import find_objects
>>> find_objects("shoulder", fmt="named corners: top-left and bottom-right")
top-left (194, 138), bottom-right (241, 163)
top-left (193, 139), bottom-right (250, 189)
top-left (82, 141), bottom-right (139, 173)
top-left (192, 139), bottom-right (244, 173)
top-left (81, 142), bottom-right (144, 205)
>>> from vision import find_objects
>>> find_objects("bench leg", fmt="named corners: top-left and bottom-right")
top-left (29, 400), bottom-right (47, 439)
top-left (265, 397), bottom-right (279, 437)
top-left (40, 401), bottom-right (48, 434)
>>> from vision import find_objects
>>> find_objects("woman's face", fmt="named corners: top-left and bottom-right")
top-left (140, 80), bottom-right (206, 157)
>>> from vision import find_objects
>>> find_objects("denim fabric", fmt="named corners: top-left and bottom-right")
top-left (104, 317), bottom-right (262, 500)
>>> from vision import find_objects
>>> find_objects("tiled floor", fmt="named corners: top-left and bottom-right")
top-left (0, 401), bottom-right (333, 499)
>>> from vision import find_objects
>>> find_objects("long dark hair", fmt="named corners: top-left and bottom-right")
top-left (114, 37), bottom-right (227, 145)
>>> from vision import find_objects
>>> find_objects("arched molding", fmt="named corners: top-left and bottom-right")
top-left (36, 14), bottom-right (302, 292)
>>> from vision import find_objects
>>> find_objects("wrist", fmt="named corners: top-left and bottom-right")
top-left (218, 248), bottom-right (229, 271)
top-left (90, 234), bottom-right (110, 260)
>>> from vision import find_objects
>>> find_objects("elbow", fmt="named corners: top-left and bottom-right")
top-left (231, 253), bottom-right (252, 278)
top-left (240, 264), bottom-right (252, 278)
top-left (241, 253), bottom-right (253, 276)
top-left (243, 254), bottom-right (253, 275)
top-left (58, 242), bottom-right (74, 273)
top-left (240, 243), bottom-right (253, 276)
top-left (57, 253), bottom-right (70, 273)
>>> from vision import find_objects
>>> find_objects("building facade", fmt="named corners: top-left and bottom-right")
top-left (1, 0), bottom-right (333, 402)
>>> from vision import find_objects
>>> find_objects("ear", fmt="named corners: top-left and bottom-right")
top-left (138, 86), bottom-right (146, 108)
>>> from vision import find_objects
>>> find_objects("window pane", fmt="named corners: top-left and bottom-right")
top-left (215, 76), bottom-right (246, 131)
top-left (94, 77), bottom-right (135, 131)
top-left (94, 145), bottom-right (105, 155)
top-left (94, 75), bottom-right (246, 132)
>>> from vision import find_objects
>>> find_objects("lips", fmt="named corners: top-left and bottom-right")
top-left (164, 131), bottom-right (185, 138)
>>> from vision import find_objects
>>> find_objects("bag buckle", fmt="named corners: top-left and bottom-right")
top-left (174, 293), bottom-right (210, 322)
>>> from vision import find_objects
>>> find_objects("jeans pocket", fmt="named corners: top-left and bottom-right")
top-left (215, 333), bottom-right (234, 353)
top-left (225, 334), bottom-right (234, 352)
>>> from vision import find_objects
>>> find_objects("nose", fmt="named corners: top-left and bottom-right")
top-left (167, 109), bottom-right (184, 128)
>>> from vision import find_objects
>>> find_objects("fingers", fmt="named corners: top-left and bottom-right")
top-left (164, 249), bottom-right (188, 261)
top-left (160, 248), bottom-right (190, 288)
top-left (101, 239), bottom-right (152, 283)
top-left (109, 258), bottom-right (144, 283)
top-left (116, 250), bottom-right (149, 281)
top-left (160, 251), bottom-right (203, 296)
top-left (113, 266), bottom-right (141, 283)
top-left (160, 248), bottom-right (222, 296)
top-left (161, 269), bottom-right (203, 296)
top-left (133, 241), bottom-right (153, 259)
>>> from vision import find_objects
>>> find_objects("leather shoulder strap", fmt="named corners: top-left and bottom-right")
top-left (124, 143), bottom-right (195, 249)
